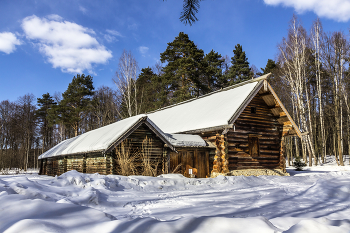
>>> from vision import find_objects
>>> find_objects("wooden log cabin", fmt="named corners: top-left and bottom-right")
top-left (39, 73), bottom-right (301, 178)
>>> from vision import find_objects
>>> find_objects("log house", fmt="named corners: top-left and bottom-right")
top-left (39, 74), bottom-right (301, 178)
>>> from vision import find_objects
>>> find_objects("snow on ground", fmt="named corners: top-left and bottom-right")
top-left (1, 156), bottom-right (350, 232)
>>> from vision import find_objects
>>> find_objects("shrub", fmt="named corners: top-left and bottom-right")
top-left (141, 137), bottom-right (160, 177)
top-left (293, 157), bottom-right (306, 171)
top-left (115, 140), bottom-right (138, 176)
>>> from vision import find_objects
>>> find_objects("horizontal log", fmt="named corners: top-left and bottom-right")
top-left (228, 154), bottom-right (279, 158)
top-left (260, 149), bottom-right (280, 154)
top-left (241, 109), bottom-right (275, 116)
top-left (232, 124), bottom-right (281, 131)
top-left (227, 144), bottom-right (280, 150)
top-left (234, 120), bottom-right (282, 128)
top-left (228, 131), bottom-right (280, 137)
top-left (238, 118), bottom-right (278, 126)
top-left (238, 114), bottom-right (279, 123)
top-left (228, 148), bottom-right (249, 153)
top-left (227, 137), bottom-right (281, 143)
top-left (227, 136), bottom-right (280, 142)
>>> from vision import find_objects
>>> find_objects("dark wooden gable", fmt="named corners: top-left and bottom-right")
top-left (111, 123), bottom-right (168, 176)
top-left (227, 93), bottom-right (283, 170)
top-left (125, 123), bottom-right (165, 160)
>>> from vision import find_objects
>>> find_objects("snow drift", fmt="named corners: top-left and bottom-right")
top-left (1, 160), bottom-right (350, 232)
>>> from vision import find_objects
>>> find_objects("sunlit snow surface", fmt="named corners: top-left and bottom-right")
top-left (2, 156), bottom-right (350, 233)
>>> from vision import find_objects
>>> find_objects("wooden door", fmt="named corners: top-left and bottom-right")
top-left (182, 151), bottom-right (194, 177)
top-left (195, 150), bottom-right (209, 178)
top-left (249, 135), bottom-right (260, 157)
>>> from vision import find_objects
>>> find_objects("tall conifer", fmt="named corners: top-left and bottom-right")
top-left (260, 59), bottom-right (277, 75)
top-left (202, 50), bottom-right (225, 93)
top-left (160, 32), bottom-right (205, 103)
top-left (136, 67), bottom-right (167, 113)
top-left (37, 93), bottom-right (56, 151)
top-left (56, 74), bottom-right (94, 137)
top-left (227, 44), bottom-right (252, 85)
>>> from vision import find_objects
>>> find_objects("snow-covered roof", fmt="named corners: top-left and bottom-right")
top-left (39, 115), bottom-right (146, 159)
top-left (39, 75), bottom-right (269, 159)
top-left (39, 115), bottom-right (175, 159)
top-left (164, 134), bottom-right (207, 147)
top-left (147, 75), bottom-right (267, 133)
top-left (39, 114), bottom-right (209, 159)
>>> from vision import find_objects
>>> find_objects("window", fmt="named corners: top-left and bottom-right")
top-left (251, 107), bottom-right (256, 114)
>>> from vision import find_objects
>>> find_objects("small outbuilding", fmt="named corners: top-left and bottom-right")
top-left (39, 74), bottom-right (301, 177)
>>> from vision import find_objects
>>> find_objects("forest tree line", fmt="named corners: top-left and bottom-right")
top-left (1, 16), bottom-right (349, 170)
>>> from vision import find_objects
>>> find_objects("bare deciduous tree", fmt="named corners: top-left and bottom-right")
top-left (277, 15), bottom-right (315, 164)
top-left (113, 50), bottom-right (141, 119)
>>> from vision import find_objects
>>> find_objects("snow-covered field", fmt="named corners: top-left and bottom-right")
top-left (1, 156), bottom-right (350, 233)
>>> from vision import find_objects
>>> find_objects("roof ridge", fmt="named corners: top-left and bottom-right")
top-left (146, 73), bottom-right (270, 114)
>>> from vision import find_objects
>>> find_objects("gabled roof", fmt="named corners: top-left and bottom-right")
top-left (147, 73), bottom-right (301, 136)
top-left (147, 74), bottom-right (268, 134)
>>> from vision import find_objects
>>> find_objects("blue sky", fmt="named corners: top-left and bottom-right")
top-left (1, 0), bottom-right (350, 102)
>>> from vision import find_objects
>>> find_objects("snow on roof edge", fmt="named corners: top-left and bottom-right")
top-left (38, 115), bottom-right (148, 159)
top-left (146, 74), bottom-right (270, 115)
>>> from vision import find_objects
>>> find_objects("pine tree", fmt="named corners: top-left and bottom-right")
top-left (259, 59), bottom-right (277, 75)
top-left (37, 93), bottom-right (56, 151)
top-left (227, 44), bottom-right (252, 85)
top-left (160, 32), bottom-right (205, 103)
top-left (57, 74), bottom-right (94, 137)
top-left (201, 50), bottom-right (225, 93)
top-left (136, 67), bottom-right (167, 113)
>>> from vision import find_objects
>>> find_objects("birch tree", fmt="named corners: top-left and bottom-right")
top-left (114, 50), bottom-right (141, 119)
top-left (277, 15), bottom-right (315, 164)
top-left (310, 19), bottom-right (326, 163)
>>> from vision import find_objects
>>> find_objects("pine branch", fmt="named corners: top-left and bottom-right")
top-left (163, 0), bottom-right (202, 26)
top-left (180, 0), bottom-right (201, 25)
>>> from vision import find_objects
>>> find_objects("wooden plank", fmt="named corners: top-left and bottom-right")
top-left (270, 107), bottom-right (282, 116)
top-left (277, 116), bottom-right (289, 124)
top-left (261, 94), bottom-right (276, 106)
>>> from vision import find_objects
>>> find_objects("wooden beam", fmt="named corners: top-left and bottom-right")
top-left (259, 93), bottom-right (273, 98)
top-left (261, 94), bottom-right (276, 107)
top-left (270, 106), bottom-right (282, 116)
top-left (277, 116), bottom-right (289, 124)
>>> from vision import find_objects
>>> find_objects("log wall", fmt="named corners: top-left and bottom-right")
top-left (228, 94), bottom-right (283, 170)
top-left (86, 153), bottom-right (107, 174)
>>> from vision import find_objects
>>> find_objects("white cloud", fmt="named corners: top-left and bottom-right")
top-left (106, 29), bottom-right (123, 37)
top-left (104, 29), bottom-right (123, 43)
top-left (46, 14), bottom-right (63, 21)
top-left (138, 46), bottom-right (149, 55)
top-left (0, 32), bottom-right (21, 54)
top-left (21, 15), bottom-right (112, 73)
top-left (104, 34), bottom-right (117, 43)
top-left (79, 6), bottom-right (87, 14)
top-left (264, 0), bottom-right (350, 22)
